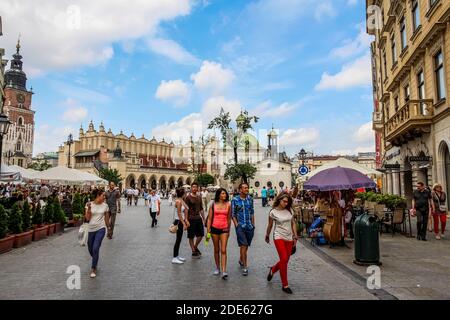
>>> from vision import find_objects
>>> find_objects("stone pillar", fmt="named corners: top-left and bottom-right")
top-left (392, 170), bottom-right (400, 195)
top-left (387, 170), bottom-right (393, 194)
top-left (400, 169), bottom-right (406, 198)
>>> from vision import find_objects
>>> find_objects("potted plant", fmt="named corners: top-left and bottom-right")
top-left (72, 193), bottom-right (84, 227)
top-left (32, 203), bottom-right (48, 241)
top-left (52, 198), bottom-right (67, 234)
top-left (13, 203), bottom-right (34, 248)
top-left (43, 202), bottom-right (56, 236)
top-left (0, 204), bottom-right (15, 254)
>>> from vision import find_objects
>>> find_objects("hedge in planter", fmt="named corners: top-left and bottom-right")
top-left (22, 201), bottom-right (32, 231)
top-left (8, 203), bottom-right (23, 235)
top-left (12, 203), bottom-right (34, 248)
top-left (72, 193), bottom-right (84, 217)
top-left (0, 204), bottom-right (15, 254)
top-left (31, 203), bottom-right (48, 241)
top-left (52, 199), bottom-right (67, 234)
top-left (43, 202), bottom-right (56, 236)
top-left (32, 203), bottom-right (43, 226)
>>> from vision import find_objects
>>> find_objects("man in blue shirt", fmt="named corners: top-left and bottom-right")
top-left (261, 186), bottom-right (268, 207)
top-left (231, 183), bottom-right (255, 276)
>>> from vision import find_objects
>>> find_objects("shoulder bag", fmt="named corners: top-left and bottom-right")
top-left (434, 192), bottom-right (447, 212)
top-left (168, 204), bottom-right (179, 234)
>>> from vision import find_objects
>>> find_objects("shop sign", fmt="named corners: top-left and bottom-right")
top-left (384, 163), bottom-right (400, 169)
top-left (385, 147), bottom-right (401, 161)
top-left (409, 156), bottom-right (431, 162)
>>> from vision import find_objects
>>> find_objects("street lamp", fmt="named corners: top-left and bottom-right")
top-left (0, 112), bottom-right (11, 176)
top-left (67, 133), bottom-right (73, 168)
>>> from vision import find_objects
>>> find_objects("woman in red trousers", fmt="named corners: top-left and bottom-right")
top-left (265, 192), bottom-right (298, 294)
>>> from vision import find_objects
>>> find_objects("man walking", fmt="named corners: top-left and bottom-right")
top-left (149, 189), bottom-right (161, 228)
top-left (185, 182), bottom-right (205, 258)
top-left (261, 186), bottom-right (268, 207)
top-left (232, 183), bottom-right (255, 276)
top-left (201, 187), bottom-right (211, 213)
top-left (105, 182), bottom-right (121, 239)
top-left (412, 182), bottom-right (434, 241)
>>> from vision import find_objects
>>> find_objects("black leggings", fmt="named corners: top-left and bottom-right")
top-left (173, 220), bottom-right (184, 257)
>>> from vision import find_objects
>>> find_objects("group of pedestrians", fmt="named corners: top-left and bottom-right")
top-left (169, 182), bottom-right (298, 294)
top-left (261, 186), bottom-right (278, 207)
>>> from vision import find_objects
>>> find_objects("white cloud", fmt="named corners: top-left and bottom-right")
top-left (0, 0), bottom-right (192, 74)
top-left (147, 38), bottom-right (199, 65)
top-left (155, 80), bottom-right (191, 107)
top-left (201, 96), bottom-right (242, 124)
top-left (191, 61), bottom-right (235, 94)
top-left (34, 124), bottom-right (75, 155)
top-left (315, 2), bottom-right (336, 21)
top-left (315, 54), bottom-right (371, 90)
top-left (251, 101), bottom-right (297, 118)
top-left (354, 121), bottom-right (374, 143)
top-left (61, 98), bottom-right (88, 123)
top-left (330, 27), bottom-right (372, 59)
top-left (331, 145), bottom-right (375, 156)
top-left (347, 0), bottom-right (358, 5)
top-left (279, 128), bottom-right (319, 147)
top-left (222, 36), bottom-right (243, 55)
top-left (152, 113), bottom-right (203, 144)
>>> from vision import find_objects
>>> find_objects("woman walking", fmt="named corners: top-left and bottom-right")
top-left (172, 188), bottom-right (190, 264)
top-left (206, 188), bottom-right (231, 279)
top-left (432, 184), bottom-right (447, 240)
top-left (85, 189), bottom-right (111, 278)
top-left (265, 192), bottom-right (298, 294)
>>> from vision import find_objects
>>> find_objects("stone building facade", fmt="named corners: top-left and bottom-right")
top-left (367, 0), bottom-right (450, 208)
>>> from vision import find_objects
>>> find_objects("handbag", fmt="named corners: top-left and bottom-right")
top-left (168, 206), bottom-right (178, 234)
top-left (78, 222), bottom-right (89, 246)
top-left (434, 192), bottom-right (447, 212)
top-left (291, 245), bottom-right (296, 255)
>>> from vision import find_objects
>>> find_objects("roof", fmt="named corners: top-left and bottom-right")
top-left (74, 150), bottom-right (100, 157)
top-left (13, 151), bottom-right (27, 158)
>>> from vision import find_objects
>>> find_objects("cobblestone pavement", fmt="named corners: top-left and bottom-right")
top-left (313, 215), bottom-right (450, 300)
top-left (0, 199), bottom-right (376, 300)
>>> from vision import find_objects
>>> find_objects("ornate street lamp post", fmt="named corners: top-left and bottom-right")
top-left (67, 133), bottom-right (73, 168)
top-left (0, 112), bottom-right (11, 177)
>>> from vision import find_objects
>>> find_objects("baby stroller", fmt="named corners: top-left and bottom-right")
top-left (308, 215), bottom-right (327, 246)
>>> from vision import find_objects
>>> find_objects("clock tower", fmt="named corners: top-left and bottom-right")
top-left (3, 38), bottom-right (35, 167)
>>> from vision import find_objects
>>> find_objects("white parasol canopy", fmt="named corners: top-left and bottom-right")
top-left (8, 164), bottom-right (38, 180)
top-left (33, 166), bottom-right (107, 185)
top-left (306, 157), bottom-right (382, 178)
top-left (0, 164), bottom-right (21, 182)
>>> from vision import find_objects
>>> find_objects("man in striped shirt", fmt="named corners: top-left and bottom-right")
top-left (231, 183), bottom-right (255, 276)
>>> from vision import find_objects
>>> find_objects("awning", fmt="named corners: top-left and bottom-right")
top-left (13, 151), bottom-right (27, 158)
top-left (74, 150), bottom-right (100, 157)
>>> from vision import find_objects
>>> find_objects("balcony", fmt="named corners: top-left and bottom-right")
top-left (74, 162), bottom-right (94, 169)
top-left (385, 99), bottom-right (434, 146)
top-left (372, 111), bottom-right (383, 131)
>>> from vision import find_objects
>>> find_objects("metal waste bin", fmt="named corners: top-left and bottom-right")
top-left (353, 212), bottom-right (382, 266)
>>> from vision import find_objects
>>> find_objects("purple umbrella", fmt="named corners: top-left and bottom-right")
top-left (303, 166), bottom-right (376, 191)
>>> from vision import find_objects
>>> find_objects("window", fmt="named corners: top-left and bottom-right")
top-left (383, 51), bottom-right (387, 78)
top-left (430, 0), bottom-right (438, 7)
top-left (404, 84), bottom-right (410, 103)
top-left (391, 34), bottom-right (397, 65)
top-left (255, 181), bottom-right (260, 188)
top-left (434, 51), bottom-right (446, 101)
top-left (267, 163), bottom-right (271, 168)
top-left (400, 17), bottom-right (407, 50)
top-left (394, 96), bottom-right (399, 112)
top-left (16, 141), bottom-right (21, 152)
top-left (412, 0), bottom-right (421, 31)
top-left (417, 70), bottom-right (426, 114)
top-left (279, 181), bottom-right (285, 188)
top-left (18, 117), bottom-right (23, 126)
top-left (149, 159), bottom-right (154, 166)
top-left (18, 159), bottom-right (23, 167)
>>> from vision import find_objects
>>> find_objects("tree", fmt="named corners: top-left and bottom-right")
top-left (32, 203), bottom-right (43, 226)
top-left (72, 193), bottom-right (84, 218)
top-left (22, 201), bottom-right (32, 231)
top-left (8, 203), bottom-right (23, 234)
top-left (52, 198), bottom-right (67, 225)
top-left (196, 173), bottom-right (215, 187)
top-left (99, 168), bottom-right (122, 185)
top-left (43, 202), bottom-right (54, 224)
top-left (28, 160), bottom-right (52, 171)
top-left (224, 163), bottom-right (257, 184)
top-left (0, 205), bottom-right (8, 239)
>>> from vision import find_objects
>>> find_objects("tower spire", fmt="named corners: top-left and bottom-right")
top-left (16, 34), bottom-right (21, 54)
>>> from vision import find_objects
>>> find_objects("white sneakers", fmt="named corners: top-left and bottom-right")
top-left (90, 272), bottom-right (96, 278)
top-left (436, 234), bottom-right (441, 240)
top-left (177, 256), bottom-right (186, 262)
top-left (213, 269), bottom-right (220, 275)
top-left (172, 257), bottom-right (184, 264)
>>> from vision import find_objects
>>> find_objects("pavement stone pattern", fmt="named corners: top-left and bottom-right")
top-left (315, 217), bottom-right (450, 300)
top-left (0, 199), bottom-right (376, 300)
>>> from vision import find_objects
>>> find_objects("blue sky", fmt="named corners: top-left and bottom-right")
top-left (0, 0), bottom-right (374, 156)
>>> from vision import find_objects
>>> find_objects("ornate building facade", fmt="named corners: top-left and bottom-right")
top-left (367, 0), bottom-right (450, 207)
top-left (3, 39), bottom-right (35, 167)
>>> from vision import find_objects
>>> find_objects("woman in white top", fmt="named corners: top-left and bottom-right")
top-left (85, 189), bottom-right (111, 278)
top-left (172, 188), bottom-right (190, 264)
top-left (265, 192), bottom-right (298, 294)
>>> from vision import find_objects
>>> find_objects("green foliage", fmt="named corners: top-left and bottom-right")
top-left (208, 107), bottom-right (232, 146)
top-left (43, 202), bottom-right (54, 224)
top-left (22, 201), bottom-right (32, 231)
top-left (196, 173), bottom-right (215, 187)
top-left (72, 193), bottom-right (84, 216)
top-left (224, 163), bottom-right (257, 184)
top-left (32, 203), bottom-right (43, 226)
top-left (356, 192), bottom-right (407, 210)
top-left (52, 198), bottom-right (67, 225)
top-left (28, 160), bottom-right (52, 171)
top-left (99, 168), bottom-right (122, 185)
top-left (0, 205), bottom-right (8, 239)
top-left (8, 203), bottom-right (23, 234)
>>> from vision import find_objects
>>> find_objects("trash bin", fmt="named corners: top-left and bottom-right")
top-left (353, 212), bottom-right (382, 266)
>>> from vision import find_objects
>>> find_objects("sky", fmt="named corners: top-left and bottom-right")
top-left (0, 0), bottom-right (375, 157)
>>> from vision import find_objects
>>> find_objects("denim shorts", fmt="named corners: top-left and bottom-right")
top-left (235, 225), bottom-right (254, 247)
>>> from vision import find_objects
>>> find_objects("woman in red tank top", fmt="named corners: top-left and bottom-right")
top-left (206, 188), bottom-right (231, 279)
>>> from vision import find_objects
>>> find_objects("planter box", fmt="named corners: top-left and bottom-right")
top-left (0, 235), bottom-right (15, 254)
top-left (55, 223), bottom-right (64, 234)
top-left (47, 224), bottom-right (56, 236)
top-left (13, 230), bottom-right (34, 248)
top-left (33, 225), bottom-right (48, 241)
top-left (66, 219), bottom-right (75, 227)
